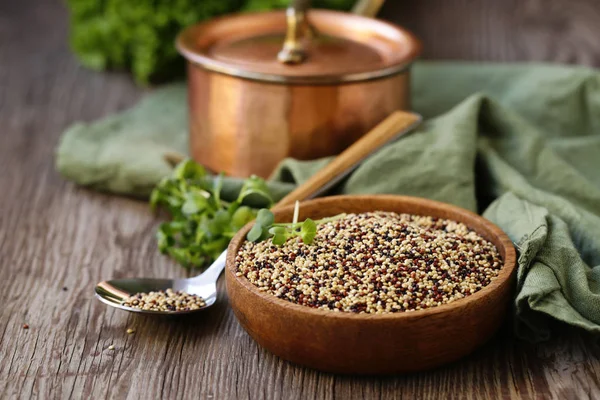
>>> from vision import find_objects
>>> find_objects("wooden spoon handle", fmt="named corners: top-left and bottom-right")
top-left (275, 110), bottom-right (422, 209)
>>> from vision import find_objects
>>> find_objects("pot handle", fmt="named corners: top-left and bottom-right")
top-left (277, 0), bottom-right (386, 64)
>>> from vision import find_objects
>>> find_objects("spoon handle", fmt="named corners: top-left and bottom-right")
top-left (275, 110), bottom-right (421, 209)
top-left (190, 250), bottom-right (228, 283)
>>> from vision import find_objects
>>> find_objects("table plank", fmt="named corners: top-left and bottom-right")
top-left (382, 0), bottom-right (600, 66)
top-left (1, 0), bottom-right (599, 399)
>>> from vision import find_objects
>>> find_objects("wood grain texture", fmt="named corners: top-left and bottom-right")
top-left (226, 195), bottom-right (517, 374)
top-left (1, 0), bottom-right (600, 399)
top-left (380, 0), bottom-right (600, 66)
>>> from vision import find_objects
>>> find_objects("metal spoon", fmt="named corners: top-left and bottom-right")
top-left (94, 111), bottom-right (421, 315)
top-left (95, 251), bottom-right (227, 315)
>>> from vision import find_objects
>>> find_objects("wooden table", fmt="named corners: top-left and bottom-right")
top-left (1, 1), bottom-right (600, 398)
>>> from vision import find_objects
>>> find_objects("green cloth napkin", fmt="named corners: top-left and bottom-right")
top-left (56, 62), bottom-right (600, 342)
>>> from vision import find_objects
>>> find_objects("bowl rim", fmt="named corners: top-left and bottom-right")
top-left (226, 195), bottom-right (517, 321)
top-left (176, 9), bottom-right (422, 85)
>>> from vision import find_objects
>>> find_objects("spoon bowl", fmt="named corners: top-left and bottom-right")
top-left (94, 251), bottom-right (226, 315)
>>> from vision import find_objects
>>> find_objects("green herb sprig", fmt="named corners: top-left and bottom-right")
top-left (151, 159), bottom-right (345, 270)
top-left (246, 202), bottom-right (345, 246)
top-left (150, 159), bottom-right (273, 269)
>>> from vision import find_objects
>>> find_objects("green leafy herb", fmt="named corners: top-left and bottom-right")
top-left (268, 226), bottom-right (288, 245)
top-left (256, 209), bottom-right (275, 227)
top-left (151, 159), bottom-right (346, 270)
top-left (150, 159), bottom-right (273, 269)
top-left (246, 202), bottom-right (345, 246)
top-left (300, 218), bottom-right (317, 244)
top-left (247, 223), bottom-right (264, 243)
top-left (231, 206), bottom-right (256, 229)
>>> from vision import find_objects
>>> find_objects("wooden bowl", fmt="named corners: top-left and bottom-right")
top-left (225, 195), bottom-right (517, 374)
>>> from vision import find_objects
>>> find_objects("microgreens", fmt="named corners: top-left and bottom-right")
top-left (246, 201), bottom-right (344, 246)
top-left (150, 159), bottom-right (273, 269)
top-left (151, 159), bottom-right (344, 270)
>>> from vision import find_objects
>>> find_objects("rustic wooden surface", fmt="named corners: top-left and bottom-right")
top-left (383, 0), bottom-right (600, 66)
top-left (1, 0), bottom-right (600, 399)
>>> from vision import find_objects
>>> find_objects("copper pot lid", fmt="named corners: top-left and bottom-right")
top-left (176, 0), bottom-right (421, 84)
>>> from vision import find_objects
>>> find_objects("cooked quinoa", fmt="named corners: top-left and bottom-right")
top-left (235, 212), bottom-right (503, 314)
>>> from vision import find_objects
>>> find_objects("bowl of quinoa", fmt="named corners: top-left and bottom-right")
top-left (226, 195), bottom-right (517, 374)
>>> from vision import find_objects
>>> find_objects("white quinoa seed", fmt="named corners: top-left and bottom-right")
top-left (235, 212), bottom-right (503, 314)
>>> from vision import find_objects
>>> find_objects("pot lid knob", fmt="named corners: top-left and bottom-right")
top-left (277, 0), bottom-right (312, 64)
top-left (277, 0), bottom-right (385, 65)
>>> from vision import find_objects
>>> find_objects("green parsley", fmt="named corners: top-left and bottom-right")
top-left (151, 159), bottom-right (344, 269)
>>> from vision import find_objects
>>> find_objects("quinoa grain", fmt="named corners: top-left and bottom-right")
top-left (235, 212), bottom-right (503, 314)
top-left (122, 288), bottom-right (206, 312)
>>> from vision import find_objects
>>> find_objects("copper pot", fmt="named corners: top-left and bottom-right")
top-left (177, 0), bottom-right (421, 178)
